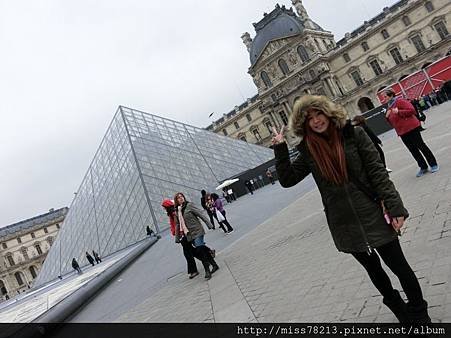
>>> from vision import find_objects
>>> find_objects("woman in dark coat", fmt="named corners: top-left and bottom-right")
top-left (174, 192), bottom-right (219, 280)
top-left (272, 95), bottom-right (430, 324)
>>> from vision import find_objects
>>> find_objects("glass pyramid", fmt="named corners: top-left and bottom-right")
top-left (35, 106), bottom-right (273, 286)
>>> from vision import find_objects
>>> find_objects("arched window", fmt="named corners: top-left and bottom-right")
top-left (47, 236), bottom-right (54, 246)
top-left (381, 29), bottom-right (390, 40)
top-left (425, 1), bottom-right (434, 12)
top-left (361, 42), bottom-right (369, 51)
top-left (251, 127), bottom-right (262, 141)
top-left (278, 59), bottom-right (289, 75)
top-left (343, 53), bottom-right (351, 63)
top-left (29, 266), bottom-right (38, 279)
top-left (260, 71), bottom-right (272, 87)
top-left (21, 247), bottom-right (29, 260)
top-left (234, 121), bottom-right (240, 130)
top-left (15, 272), bottom-right (24, 286)
top-left (222, 129), bottom-right (228, 136)
top-left (245, 113), bottom-right (252, 122)
top-left (297, 45), bottom-right (310, 62)
top-left (434, 22), bottom-right (449, 40)
top-left (357, 97), bottom-right (375, 113)
top-left (6, 254), bottom-right (15, 267)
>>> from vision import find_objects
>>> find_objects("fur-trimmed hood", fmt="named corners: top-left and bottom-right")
top-left (289, 95), bottom-right (348, 138)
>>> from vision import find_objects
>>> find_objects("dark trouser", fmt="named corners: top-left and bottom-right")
top-left (374, 144), bottom-right (387, 168)
top-left (180, 236), bottom-right (198, 274)
top-left (400, 127), bottom-right (437, 170)
top-left (351, 239), bottom-right (425, 307)
top-left (206, 209), bottom-right (216, 227)
top-left (218, 210), bottom-right (233, 233)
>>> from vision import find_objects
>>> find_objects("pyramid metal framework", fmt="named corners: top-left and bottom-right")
top-left (35, 106), bottom-right (273, 286)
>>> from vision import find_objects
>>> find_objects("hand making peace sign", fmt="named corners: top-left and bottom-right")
top-left (271, 126), bottom-right (285, 145)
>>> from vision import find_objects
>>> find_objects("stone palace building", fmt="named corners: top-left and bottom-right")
top-left (0, 207), bottom-right (68, 302)
top-left (207, 0), bottom-right (450, 148)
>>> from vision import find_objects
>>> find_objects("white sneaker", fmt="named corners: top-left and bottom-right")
top-left (386, 168), bottom-right (393, 173)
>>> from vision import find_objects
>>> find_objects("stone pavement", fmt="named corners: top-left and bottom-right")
top-left (117, 101), bottom-right (451, 323)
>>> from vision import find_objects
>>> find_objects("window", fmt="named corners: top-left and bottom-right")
top-left (22, 248), bottom-right (29, 260)
top-left (381, 29), bottom-right (390, 39)
top-left (56, 224), bottom-right (60, 229)
top-left (29, 266), bottom-right (37, 279)
top-left (265, 121), bottom-right (273, 134)
top-left (44, 227), bottom-right (48, 234)
top-left (402, 16), bottom-right (411, 26)
top-left (7, 255), bottom-right (15, 266)
top-left (361, 42), bottom-right (369, 51)
top-left (261, 71), bottom-right (272, 87)
top-left (35, 244), bottom-right (43, 255)
top-left (389, 47), bottom-right (403, 65)
top-left (222, 129), bottom-right (228, 136)
top-left (425, 1), bottom-right (434, 12)
top-left (309, 69), bottom-right (316, 80)
top-left (279, 111), bottom-right (289, 126)
top-left (343, 53), bottom-right (351, 63)
top-left (434, 22), bottom-right (449, 40)
top-left (240, 136), bottom-right (247, 142)
top-left (245, 114), bottom-right (252, 122)
top-left (233, 121), bottom-right (239, 130)
top-left (297, 45), bottom-right (310, 62)
top-left (31, 232), bottom-right (35, 239)
top-left (15, 272), bottom-right (24, 286)
top-left (351, 70), bottom-right (364, 86)
top-left (47, 237), bottom-right (54, 245)
top-left (369, 60), bottom-right (383, 76)
top-left (251, 128), bottom-right (262, 141)
top-left (1, 243), bottom-right (7, 249)
top-left (411, 34), bottom-right (426, 53)
top-left (17, 238), bottom-right (22, 244)
top-left (278, 59), bottom-right (289, 75)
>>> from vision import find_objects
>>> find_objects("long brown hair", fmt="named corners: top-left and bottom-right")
top-left (304, 121), bottom-right (348, 185)
top-left (173, 192), bottom-right (187, 209)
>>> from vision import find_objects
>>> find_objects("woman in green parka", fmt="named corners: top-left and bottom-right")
top-left (272, 95), bottom-right (430, 324)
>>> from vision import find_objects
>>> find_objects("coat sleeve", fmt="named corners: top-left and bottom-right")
top-left (396, 99), bottom-right (416, 118)
top-left (190, 203), bottom-right (213, 229)
top-left (354, 127), bottom-right (408, 218)
top-left (274, 142), bottom-right (311, 188)
top-left (363, 125), bottom-right (382, 145)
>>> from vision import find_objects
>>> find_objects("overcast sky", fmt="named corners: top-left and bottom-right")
top-left (0, 0), bottom-right (396, 227)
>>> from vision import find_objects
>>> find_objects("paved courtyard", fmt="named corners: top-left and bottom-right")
top-left (75, 101), bottom-right (451, 323)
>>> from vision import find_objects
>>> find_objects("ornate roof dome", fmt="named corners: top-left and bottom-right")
top-left (249, 6), bottom-right (304, 65)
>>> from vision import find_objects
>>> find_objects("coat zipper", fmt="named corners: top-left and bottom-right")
top-left (342, 134), bottom-right (373, 255)
top-left (344, 184), bottom-right (373, 255)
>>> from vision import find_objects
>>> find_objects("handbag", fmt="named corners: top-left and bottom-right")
top-left (215, 209), bottom-right (225, 222)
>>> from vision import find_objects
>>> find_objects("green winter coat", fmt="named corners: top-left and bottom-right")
top-left (274, 123), bottom-right (408, 253)
top-left (175, 202), bottom-right (213, 243)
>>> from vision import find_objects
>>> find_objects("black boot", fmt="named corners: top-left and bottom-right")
top-left (407, 300), bottom-right (431, 324)
top-left (202, 261), bottom-right (211, 280)
top-left (383, 290), bottom-right (409, 324)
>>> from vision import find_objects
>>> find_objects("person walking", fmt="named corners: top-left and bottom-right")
top-left (201, 190), bottom-right (216, 229)
top-left (211, 193), bottom-right (234, 234)
top-left (85, 252), bottom-right (95, 266)
top-left (162, 198), bottom-right (199, 279)
top-left (352, 115), bottom-right (391, 173)
top-left (174, 193), bottom-right (219, 280)
top-left (71, 258), bottom-right (82, 274)
top-left (272, 95), bottom-right (430, 324)
top-left (92, 250), bottom-right (102, 264)
top-left (384, 89), bottom-right (438, 177)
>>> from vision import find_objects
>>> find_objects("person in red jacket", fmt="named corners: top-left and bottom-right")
top-left (384, 90), bottom-right (439, 177)
top-left (162, 199), bottom-right (199, 279)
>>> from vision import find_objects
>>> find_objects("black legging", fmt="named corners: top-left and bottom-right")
top-left (351, 239), bottom-right (424, 306)
top-left (400, 127), bottom-right (437, 170)
top-left (180, 236), bottom-right (198, 274)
